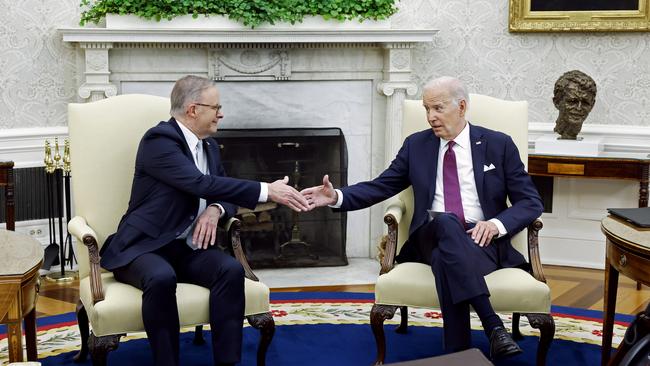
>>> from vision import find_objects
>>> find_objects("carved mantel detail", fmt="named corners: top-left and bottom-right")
top-left (78, 43), bottom-right (117, 101)
top-left (209, 49), bottom-right (291, 80)
top-left (379, 42), bottom-right (418, 163)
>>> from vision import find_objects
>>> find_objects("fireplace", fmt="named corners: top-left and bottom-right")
top-left (216, 128), bottom-right (347, 268)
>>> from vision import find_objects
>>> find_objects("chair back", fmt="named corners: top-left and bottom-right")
top-left (396, 94), bottom-right (529, 257)
top-left (68, 94), bottom-right (171, 279)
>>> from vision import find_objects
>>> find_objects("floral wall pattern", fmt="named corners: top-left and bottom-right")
top-left (0, 0), bottom-right (79, 129)
top-left (393, 0), bottom-right (650, 126)
top-left (1, 0), bottom-right (649, 128)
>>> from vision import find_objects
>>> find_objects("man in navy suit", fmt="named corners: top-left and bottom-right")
top-left (302, 76), bottom-right (543, 359)
top-left (101, 75), bottom-right (310, 366)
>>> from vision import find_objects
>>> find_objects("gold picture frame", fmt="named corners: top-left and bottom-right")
top-left (509, 0), bottom-right (650, 32)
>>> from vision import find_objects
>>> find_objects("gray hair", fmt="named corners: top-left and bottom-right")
top-left (423, 76), bottom-right (470, 108)
top-left (170, 75), bottom-right (217, 117)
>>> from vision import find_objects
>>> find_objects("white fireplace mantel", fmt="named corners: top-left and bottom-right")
top-left (60, 28), bottom-right (437, 44)
top-left (60, 26), bottom-right (437, 259)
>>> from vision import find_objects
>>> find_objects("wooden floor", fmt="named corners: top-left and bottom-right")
top-left (36, 264), bottom-right (650, 318)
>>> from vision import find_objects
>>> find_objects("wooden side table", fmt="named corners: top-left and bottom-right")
top-left (0, 230), bottom-right (43, 362)
top-left (529, 153), bottom-right (650, 208)
top-left (600, 216), bottom-right (650, 365)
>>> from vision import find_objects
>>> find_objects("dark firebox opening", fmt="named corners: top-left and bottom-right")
top-left (215, 128), bottom-right (348, 268)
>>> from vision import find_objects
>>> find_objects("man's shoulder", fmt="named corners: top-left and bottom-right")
top-left (143, 119), bottom-right (181, 140)
top-left (405, 129), bottom-right (434, 142)
top-left (470, 123), bottom-right (510, 141)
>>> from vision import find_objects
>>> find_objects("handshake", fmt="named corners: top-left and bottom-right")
top-left (268, 175), bottom-right (337, 212)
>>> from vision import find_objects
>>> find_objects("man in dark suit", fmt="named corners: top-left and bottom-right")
top-left (101, 75), bottom-right (310, 366)
top-left (302, 76), bottom-right (543, 359)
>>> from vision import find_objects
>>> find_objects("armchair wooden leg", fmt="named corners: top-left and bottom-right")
top-left (74, 301), bottom-right (89, 363)
top-left (525, 313), bottom-right (555, 366)
top-left (247, 312), bottom-right (275, 366)
top-left (512, 312), bottom-right (524, 340)
top-left (395, 306), bottom-right (408, 334)
top-left (370, 304), bottom-right (398, 365)
top-left (89, 333), bottom-right (123, 366)
top-left (193, 325), bottom-right (205, 345)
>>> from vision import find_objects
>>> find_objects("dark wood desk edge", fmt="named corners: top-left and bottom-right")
top-left (529, 154), bottom-right (650, 163)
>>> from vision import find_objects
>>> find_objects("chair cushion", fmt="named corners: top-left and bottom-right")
top-left (80, 273), bottom-right (270, 336)
top-left (375, 263), bottom-right (550, 313)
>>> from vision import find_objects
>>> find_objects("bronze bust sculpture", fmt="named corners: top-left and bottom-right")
top-left (553, 70), bottom-right (597, 140)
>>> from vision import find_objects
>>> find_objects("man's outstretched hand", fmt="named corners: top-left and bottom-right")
top-left (301, 174), bottom-right (338, 210)
top-left (268, 176), bottom-right (310, 212)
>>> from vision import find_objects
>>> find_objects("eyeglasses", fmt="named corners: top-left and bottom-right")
top-left (194, 102), bottom-right (222, 113)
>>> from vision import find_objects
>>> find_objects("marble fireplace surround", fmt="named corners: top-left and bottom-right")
top-left (60, 26), bottom-right (437, 259)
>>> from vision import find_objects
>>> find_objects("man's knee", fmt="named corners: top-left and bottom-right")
top-left (221, 258), bottom-right (245, 282)
top-left (142, 269), bottom-right (177, 294)
top-left (207, 254), bottom-right (245, 287)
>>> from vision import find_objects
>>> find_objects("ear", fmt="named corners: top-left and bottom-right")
top-left (186, 103), bottom-right (197, 118)
top-left (458, 99), bottom-right (467, 117)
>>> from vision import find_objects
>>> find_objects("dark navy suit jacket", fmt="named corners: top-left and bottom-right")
top-left (100, 118), bottom-right (261, 271)
top-left (340, 124), bottom-right (543, 268)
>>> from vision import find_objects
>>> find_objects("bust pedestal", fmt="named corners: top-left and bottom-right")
top-left (534, 134), bottom-right (603, 156)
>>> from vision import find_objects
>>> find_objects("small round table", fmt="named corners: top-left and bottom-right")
top-left (600, 215), bottom-right (650, 365)
top-left (0, 230), bottom-right (43, 362)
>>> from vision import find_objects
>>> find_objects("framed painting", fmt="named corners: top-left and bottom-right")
top-left (509, 0), bottom-right (650, 32)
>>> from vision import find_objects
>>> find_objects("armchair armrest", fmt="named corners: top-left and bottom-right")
top-left (68, 216), bottom-right (105, 304)
top-left (381, 198), bottom-right (406, 275)
top-left (526, 218), bottom-right (546, 283)
top-left (224, 217), bottom-right (259, 282)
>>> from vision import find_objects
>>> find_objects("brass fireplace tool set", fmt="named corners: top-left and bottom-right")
top-left (43, 138), bottom-right (76, 282)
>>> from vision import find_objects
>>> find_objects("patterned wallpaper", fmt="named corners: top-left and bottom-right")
top-left (0, 0), bottom-right (79, 129)
top-left (393, 0), bottom-right (650, 126)
top-left (1, 0), bottom-right (649, 128)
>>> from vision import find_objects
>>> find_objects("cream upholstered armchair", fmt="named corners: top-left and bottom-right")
top-left (370, 95), bottom-right (554, 365)
top-left (67, 94), bottom-right (274, 366)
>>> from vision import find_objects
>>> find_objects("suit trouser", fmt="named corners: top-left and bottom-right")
top-left (113, 239), bottom-right (245, 366)
top-left (410, 213), bottom-right (498, 352)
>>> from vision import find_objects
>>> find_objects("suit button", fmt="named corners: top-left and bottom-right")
top-left (190, 215), bottom-right (195, 220)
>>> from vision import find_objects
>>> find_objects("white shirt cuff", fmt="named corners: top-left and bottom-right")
top-left (488, 218), bottom-right (507, 238)
top-left (328, 189), bottom-right (344, 208)
top-left (258, 182), bottom-right (268, 202)
top-left (208, 203), bottom-right (226, 218)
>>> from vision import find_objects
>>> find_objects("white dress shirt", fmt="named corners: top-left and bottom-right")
top-left (432, 123), bottom-right (506, 236)
top-left (332, 123), bottom-right (506, 236)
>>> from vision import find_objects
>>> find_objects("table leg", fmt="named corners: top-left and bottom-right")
top-left (25, 307), bottom-right (38, 360)
top-left (602, 255), bottom-right (619, 366)
top-left (7, 320), bottom-right (24, 362)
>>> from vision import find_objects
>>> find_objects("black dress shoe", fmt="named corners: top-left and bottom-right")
top-left (489, 326), bottom-right (522, 360)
